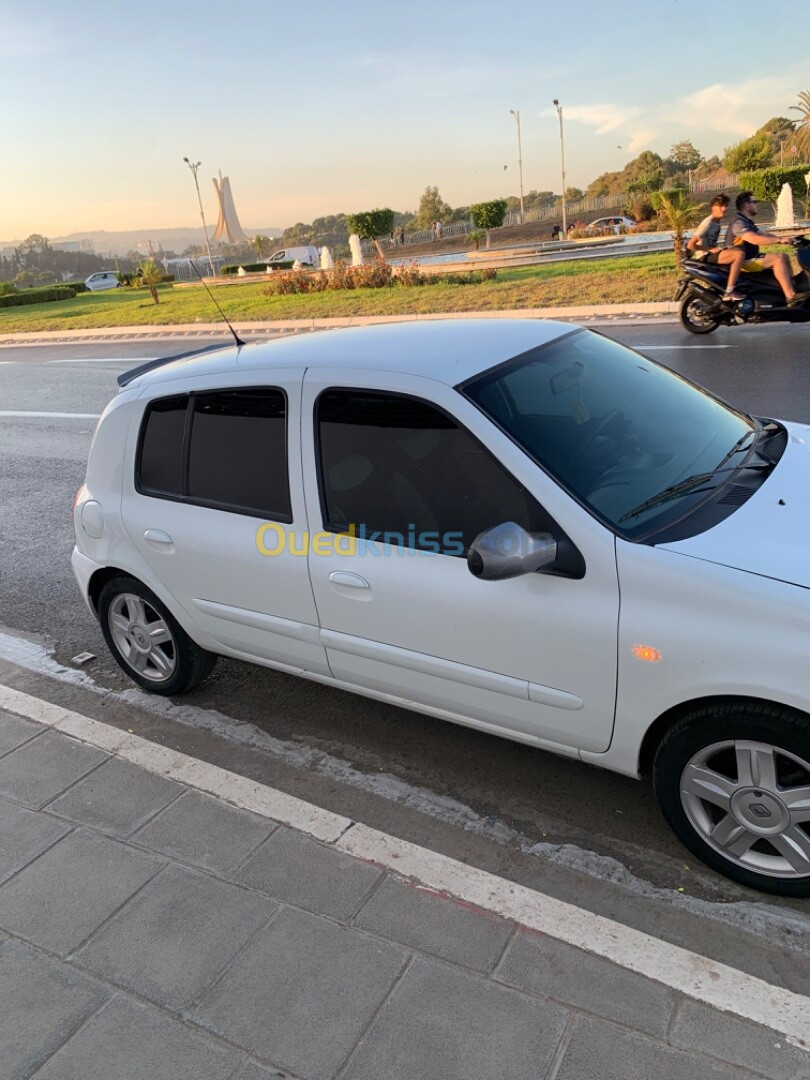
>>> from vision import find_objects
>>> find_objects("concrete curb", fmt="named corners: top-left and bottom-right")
top-left (1, 680), bottom-right (808, 1049)
top-left (0, 303), bottom-right (678, 346)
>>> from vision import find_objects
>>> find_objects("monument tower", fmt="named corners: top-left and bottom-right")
top-left (211, 171), bottom-right (248, 245)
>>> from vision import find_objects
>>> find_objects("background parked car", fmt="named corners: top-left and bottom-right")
top-left (84, 271), bottom-right (120, 291)
top-left (586, 216), bottom-right (636, 234)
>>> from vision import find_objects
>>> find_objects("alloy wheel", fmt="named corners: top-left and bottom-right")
top-left (680, 739), bottom-right (810, 879)
top-left (107, 592), bottom-right (177, 684)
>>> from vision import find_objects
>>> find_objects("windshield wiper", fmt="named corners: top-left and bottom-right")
top-left (712, 426), bottom-right (759, 473)
top-left (619, 463), bottom-right (772, 522)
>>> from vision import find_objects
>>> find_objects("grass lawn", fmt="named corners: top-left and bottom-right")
top-left (0, 253), bottom-right (678, 333)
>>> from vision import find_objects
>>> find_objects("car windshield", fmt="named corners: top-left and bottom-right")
top-left (461, 329), bottom-right (754, 538)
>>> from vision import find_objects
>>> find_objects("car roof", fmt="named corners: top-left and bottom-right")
top-left (122, 319), bottom-right (577, 391)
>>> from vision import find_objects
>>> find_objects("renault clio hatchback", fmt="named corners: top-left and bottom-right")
top-left (72, 320), bottom-right (810, 895)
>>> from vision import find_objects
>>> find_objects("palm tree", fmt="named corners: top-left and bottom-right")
top-left (252, 234), bottom-right (269, 262)
top-left (137, 259), bottom-right (163, 305)
top-left (790, 90), bottom-right (810, 160)
top-left (656, 190), bottom-right (702, 267)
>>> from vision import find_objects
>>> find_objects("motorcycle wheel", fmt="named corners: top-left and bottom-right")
top-left (680, 292), bottom-right (721, 335)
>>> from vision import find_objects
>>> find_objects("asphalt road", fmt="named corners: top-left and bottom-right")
top-left (1, 320), bottom-right (809, 983)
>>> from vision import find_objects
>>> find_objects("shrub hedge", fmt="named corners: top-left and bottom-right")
top-left (737, 165), bottom-right (810, 206)
top-left (0, 285), bottom-right (77, 308)
top-left (262, 262), bottom-right (497, 296)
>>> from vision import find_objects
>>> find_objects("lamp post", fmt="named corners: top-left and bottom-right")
top-left (552, 99), bottom-right (567, 236)
top-left (182, 157), bottom-right (215, 278)
top-left (509, 109), bottom-right (525, 223)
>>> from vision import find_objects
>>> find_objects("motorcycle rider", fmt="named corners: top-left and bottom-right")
top-left (726, 191), bottom-right (810, 306)
top-left (686, 194), bottom-right (745, 302)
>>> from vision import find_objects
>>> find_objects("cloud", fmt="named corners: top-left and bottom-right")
top-left (663, 71), bottom-right (807, 138)
top-left (542, 71), bottom-right (808, 162)
top-left (627, 129), bottom-right (656, 153)
top-left (542, 103), bottom-right (641, 134)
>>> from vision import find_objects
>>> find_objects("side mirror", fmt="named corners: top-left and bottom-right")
top-left (467, 522), bottom-right (558, 581)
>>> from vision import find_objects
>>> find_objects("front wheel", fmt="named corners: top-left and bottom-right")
top-left (679, 291), bottom-right (721, 334)
top-left (98, 575), bottom-right (216, 695)
top-left (653, 702), bottom-right (810, 896)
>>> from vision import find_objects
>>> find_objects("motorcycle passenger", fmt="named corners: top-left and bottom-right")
top-left (726, 191), bottom-right (810, 306)
top-left (686, 194), bottom-right (745, 302)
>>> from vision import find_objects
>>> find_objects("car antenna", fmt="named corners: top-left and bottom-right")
top-left (189, 261), bottom-right (246, 347)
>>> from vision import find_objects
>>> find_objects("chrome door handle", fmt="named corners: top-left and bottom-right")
top-left (328, 571), bottom-right (370, 589)
top-left (144, 529), bottom-right (173, 545)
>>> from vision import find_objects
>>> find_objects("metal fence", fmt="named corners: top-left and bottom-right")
top-left (360, 174), bottom-right (742, 255)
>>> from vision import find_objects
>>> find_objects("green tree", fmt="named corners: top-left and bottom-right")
top-left (21, 233), bottom-right (49, 253)
top-left (737, 165), bottom-right (810, 215)
top-left (523, 190), bottom-right (557, 209)
top-left (344, 208), bottom-right (395, 259)
top-left (723, 132), bottom-right (773, 173)
top-left (790, 90), bottom-right (810, 159)
top-left (251, 234), bottom-right (270, 261)
top-left (136, 259), bottom-right (163, 304)
top-left (653, 190), bottom-right (702, 267)
top-left (564, 187), bottom-right (584, 201)
top-left (412, 186), bottom-right (453, 230)
top-left (470, 199), bottom-right (507, 248)
top-left (669, 140), bottom-right (702, 170)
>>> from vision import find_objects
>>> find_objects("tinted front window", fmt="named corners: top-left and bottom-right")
top-left (139, 395), bottom-right (186, 495)
top-left (317, 390), bottom-right (554, 554)
top-left (188, 389), bottom-right (290, 517)
top-left (462, 329), bottom-right (753, 537)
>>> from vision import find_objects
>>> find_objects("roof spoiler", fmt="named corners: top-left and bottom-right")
top-left (117, 343), bottom-right (230, 388)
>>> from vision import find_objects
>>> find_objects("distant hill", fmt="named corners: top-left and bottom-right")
top-left (0, 226), bottom-right (283, 257)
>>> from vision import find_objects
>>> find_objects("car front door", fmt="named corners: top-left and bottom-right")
top-left (301, 369), bottom-right (620, 753)
top-left (122, 369), bottom-right (329, 677)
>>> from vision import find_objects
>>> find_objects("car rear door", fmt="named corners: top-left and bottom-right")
top-left (122, 368), bottom-right (329, 677)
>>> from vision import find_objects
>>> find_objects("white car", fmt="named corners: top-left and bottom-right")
top-left (72, 320), bottom-right (810, 896)
top-left (585, 216), bottom-right (636, 233)
top-left (84, 271), bottom-right (120, 292)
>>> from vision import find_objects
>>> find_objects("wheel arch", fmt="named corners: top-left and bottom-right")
top-left (87, 565), bottom-right (129, 614)
top-left (637, 694), bottom-right (810, 777)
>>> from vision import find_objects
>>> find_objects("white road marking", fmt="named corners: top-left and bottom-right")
top-left (0, 678), bottom-right (808, 1047)
top-left (49, 356), bottom-right (156, 364)
top-left (0, 411), bottom-right (100, 419)
top-left (638, 344), bottom-right (733, 350)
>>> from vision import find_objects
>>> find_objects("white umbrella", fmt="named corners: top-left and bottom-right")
top-left (320, 247), bottom-right (334, 269)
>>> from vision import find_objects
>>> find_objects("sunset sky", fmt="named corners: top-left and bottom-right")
top-left (2, 0), bottom-right (807, 240)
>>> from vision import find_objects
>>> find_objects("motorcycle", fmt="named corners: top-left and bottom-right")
top-left (675, 236), bottom-right (810, 334)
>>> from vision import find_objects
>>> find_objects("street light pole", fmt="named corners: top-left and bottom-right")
top-left (509, 109), bottom-right (525, 223)
top-left (552, 99), bottom-right (567, 235)
top-left (183, 157), bottom-right (215, 278)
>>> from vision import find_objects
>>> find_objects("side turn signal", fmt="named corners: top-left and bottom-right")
top-left (632, 645), bottom-right (661, 663)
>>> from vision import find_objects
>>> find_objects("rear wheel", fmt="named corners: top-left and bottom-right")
top-left (653, 702), bottom-right (810, 896)
top-left (98, 575), bottom-right (216, 695)
top-left (679, 291), bottom-right (721, 334)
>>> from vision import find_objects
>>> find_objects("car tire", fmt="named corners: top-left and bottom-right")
top-left (679, 292), bottom-right (721, 334)
top-left (98, 575), bottom-right (216, 696)
top-left (653, 701), bottom-right (810, 896)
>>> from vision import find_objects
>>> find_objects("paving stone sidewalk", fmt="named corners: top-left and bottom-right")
top-left (0, 707), bottom-right (808, 1080)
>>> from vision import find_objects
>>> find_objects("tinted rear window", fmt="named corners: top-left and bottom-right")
top-left (137, 387), bottom-right (291, 520)
top-left (188, 389), bottom-right (290, 517)
top-left (138, 395), bottom-right (186, 495)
